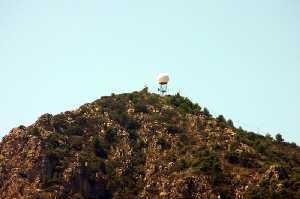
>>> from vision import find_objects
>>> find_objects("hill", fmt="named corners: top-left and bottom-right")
top-left (1, 89), bottom-right (300, 199)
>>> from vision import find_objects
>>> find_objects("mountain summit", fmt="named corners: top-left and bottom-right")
top-left (1, 89), bottom-right (300, 199)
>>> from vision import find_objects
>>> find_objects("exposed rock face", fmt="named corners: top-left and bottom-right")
top-left (0, 91), bottom-right (300, 198)
top-left (0, 127), bottom-right (42, 198)
top-left (263, 165), bottom-right (289, 181)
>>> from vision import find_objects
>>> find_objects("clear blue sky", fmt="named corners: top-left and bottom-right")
top-left (0, 1), bottom-right (299, 143)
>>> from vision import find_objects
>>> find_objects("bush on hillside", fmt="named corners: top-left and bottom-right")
top-left (166, 124), bottom-right (182, 134)
top-left (255, 143), bottom-right (267, 154)
top-left (128, 92), bottom-right (140, 104)
top-left (265, 133), bottom-right (272, 140)
top-left (147, 95), bottom-right (159, 105)
top-left (174, 159), bottom-right (189, 171)
top-left (217, 115), bottom-right (227, 128)
top-left (69, 135), bottom-right (83, 150)
top-left (52, 114), bottom-right (68, 133)
top-left (190, 152), bottom-right (225, 185)
top-left (225, 150), bottom-right (239, 164)
top-left (168, 93), bottom-right (201, 114)
top-left (203, 107), bottom-right (212, 117)
top-left (105, 128), bottom-right (117, 143)
top-left (31, 127), bottom-right (41, 137)
top-left (134, 102), bottom-right (148, 113)
top-left (227, 119), bottom-right (234, 128)
top-left (93, 136), bottom-right (107, 159)
top-left (111, 111), bottom-right (140, 130)
top-left (128, 130), bottom-right (138, 140)
top-left (43, 133), bottom-right (65, 150)
top-left (276, 133), bottom-right (284, 143)
top-left (157, 137), bottom-right (171, 150)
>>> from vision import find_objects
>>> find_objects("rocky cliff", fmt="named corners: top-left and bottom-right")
top-left (1, 89), bottom-right (300, 198)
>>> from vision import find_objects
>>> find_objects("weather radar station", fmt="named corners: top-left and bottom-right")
top-left (157, 73), bottom-right (170, 95)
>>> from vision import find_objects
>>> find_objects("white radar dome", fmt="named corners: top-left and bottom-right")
top-left (157, 73), bottom-right (170, 85)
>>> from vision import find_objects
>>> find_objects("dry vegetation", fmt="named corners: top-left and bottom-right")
top-left (0, 88), bottom-right (300, 198)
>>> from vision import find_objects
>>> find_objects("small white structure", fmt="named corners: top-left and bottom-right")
top-left (157, 73), bottom-right (170, 95)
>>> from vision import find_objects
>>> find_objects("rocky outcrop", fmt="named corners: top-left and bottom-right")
top-left (263, 165), bottom-right (289, 181)
top-left (1, 91), bottom-right (300, 198)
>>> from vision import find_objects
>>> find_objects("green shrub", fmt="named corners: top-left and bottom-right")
top-left (191, 153), bottom-right (225, 185)
top-left (225, 150), bottom-right (239, 164)
top-left (166, 124), bottom-right (182, 134)
top-left (157, 137), bottom-right (171, 150)
top-left (225, 149), bottom-right (256, 168)
top-left (265, 133), bottom-right (273, 141)
top-left (134, 102), bottom-right (148, 113)
top-left (111, 111), bottom-right (127, 126)
top-left (111, 111), bottom-right (140, 130)
top-left (246, 178), bottom-right (292, 198)
top-left (128, 92), bottom-right (140, 104)
top-left (168, 93), bottom-right (201, 114)
top-left (237, 131), bottom-right (265, 147)
top-left (256, 143), bottom-right (266, 154)
top-left (276, 133), bottom-right (284, 143)
top-left (141, 86), bottom-right (148, 93)
top-left (199, 154), bottom-right (221, 173)
top-left (105, 128), bottom-right (117, 143)
top-left (227, 119), bottom-right (234, 128)
top-left (31, 127), bottom-right (41, 137)
top-left (136, 138), bottom-right (147, 149)
top-left (37, 113), bottom-right (53, 130)
top-left (128, 130), bottom-right (138, 140)
top-left (126, 119), bottom-right (140, 130)
top-left (52, 114), bottom-right (68, 133)
top-left (93, 136), bottom-right (107, 159)
top-left (45, 148), bottom-right (66, 161)
top-left (194, 148), bottom-right (210, 157)
top-left (78, 152), bottom-right (106, 179)
top-left (161, 109), bottom-right (178, 123)
top-left (174, 159), bottom-right (189, 171)
top-left (147, 95), bottom-right (159, 105)
top-left (203, 107), bottom-right (211, 117)
top-left (43, 133), bottom-right (65, 150)
top-left (18, 125), bottom-right (26, 130)
top-left (191, 151), bottom-right (222, 175)
top-left (87, 158), bottom-right (106, 173)
top-left (217, 115), bottom-right (227, 128)
top-left (69, 135), bottom-right (83, 150)
top-left (105, 161), bottom-right (115, 176)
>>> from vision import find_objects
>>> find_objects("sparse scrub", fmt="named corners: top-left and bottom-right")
top-left (105, 128), bottom-right (117, 143)
top-left (2, 91), bottom-right (300, 198)
top-left (168, 93), bottom-right (201, 114)
top-left (166, 124), bottom-right (182, 134)
top-left (203, 107), bottom-right (212, 117)
top-left (276, 133), bottom-right (284, 143)
top-left (93, 136), bottom-right (107, 159)
top-left (157, 137), bottom-right (171, 150)
top-left (174, 159), bottom-right (189, 172)
top-left (30, 127), bottom-right (41, 137)
top-left (134, 102), bottom-right (148, 113)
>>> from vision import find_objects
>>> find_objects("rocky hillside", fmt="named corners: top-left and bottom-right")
top-left (1, 89), bottom-right (300, 199)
